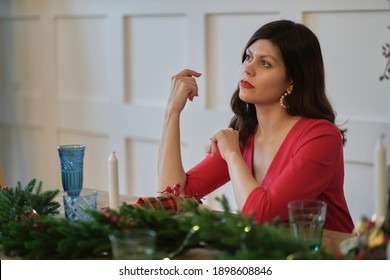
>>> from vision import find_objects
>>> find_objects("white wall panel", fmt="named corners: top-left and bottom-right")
top-left (124, 15), bottom-right (188, 106)
top-left (55, 16), bottom-right (110, 101)
top-left (126, 139), bottom-right (192, 196)
top-left (304, 10), bottom-right (390, 121)
top-left (0, 125), bottom-right (47, 186)
top-left (344, 162), bottom-right (375, 224)
top-left (0, 16), bottom-right (42, 97)
top-left (126, 139), bottom-right (159, 196)
top-left (343, 119), bottom-right (390, 164)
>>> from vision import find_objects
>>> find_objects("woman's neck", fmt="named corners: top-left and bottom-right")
top-left (255, 105), bottom-right (301, 138)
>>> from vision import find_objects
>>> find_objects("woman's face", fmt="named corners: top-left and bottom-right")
top-left (239, 39), bottom-right (292, 107)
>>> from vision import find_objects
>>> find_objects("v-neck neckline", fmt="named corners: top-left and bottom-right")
top-left (249, 118), bottom-right (305, 186)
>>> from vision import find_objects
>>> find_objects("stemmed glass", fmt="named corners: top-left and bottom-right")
top-left (57, 144), bottom-right (85, 197)
top-left (58, 144), bottom-right (94, 220)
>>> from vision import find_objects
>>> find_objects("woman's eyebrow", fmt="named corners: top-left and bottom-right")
top-left (246, 48), bottom-right (279, 63)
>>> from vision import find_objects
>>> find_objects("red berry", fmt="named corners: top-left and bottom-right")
top-left (173, 183), bottom-right (180, 191)
top-left (110, 216), bottom-right (119, 223)
top-left (173, 190), bottom-right (180, 197)
top-left (26, 209), bottom-right (36, 219)
top-left (165, 186), bottom-right (172, 193)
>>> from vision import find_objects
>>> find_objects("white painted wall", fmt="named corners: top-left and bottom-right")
top-left (0, 0), bottom-right (389, 225)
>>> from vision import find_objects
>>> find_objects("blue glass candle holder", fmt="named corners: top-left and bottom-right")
top-left (57, 144), bottom-right (85, 197)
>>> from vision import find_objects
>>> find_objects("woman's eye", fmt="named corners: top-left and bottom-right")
top-left (245, 54), bottom-right (252, 62)
top-left (261, 60), bottom-right (270, 67)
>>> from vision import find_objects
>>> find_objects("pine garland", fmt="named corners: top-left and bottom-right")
top-left (0, 180), bottom-right (335, 260)
top-left (0, 179), bottom-right (60, 223)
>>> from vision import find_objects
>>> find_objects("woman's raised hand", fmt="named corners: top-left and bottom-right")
top-left (168, 69), bottom-right (202, 113)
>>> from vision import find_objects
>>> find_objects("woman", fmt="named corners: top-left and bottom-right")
top-left (158, 20), bottom-right (354, 233)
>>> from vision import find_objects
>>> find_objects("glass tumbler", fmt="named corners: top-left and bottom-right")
top-left (109, 230), bottom-right (156, 260)
top-left (288, 200), bottom-right (327, 251)
top-left (63, 188), bottom-right (97, 221)
top-left (57, 144), bottom-right (85, 197)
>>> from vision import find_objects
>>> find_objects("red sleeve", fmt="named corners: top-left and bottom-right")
top-left (183, 152), bottom-right (230, 199)
top-left (242, 121), bottom-right (344, 224)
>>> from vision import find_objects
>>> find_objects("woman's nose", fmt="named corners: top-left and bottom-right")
top-left (242, 61), bottom-right (254, 76)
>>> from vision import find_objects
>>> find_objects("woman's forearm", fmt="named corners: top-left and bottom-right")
top-left (157, 110), bottom-right (187, 191)
top-left (157, 69), bottom-right (201, 192)
top-left (226, 152), bottom-right (259, 209)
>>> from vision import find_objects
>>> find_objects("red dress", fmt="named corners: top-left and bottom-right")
top-left (184, 118), bottom-right (354, 233)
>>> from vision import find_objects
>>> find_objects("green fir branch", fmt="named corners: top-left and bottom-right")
top-left (0, 179), bottom-right (60, 223)
top-left (1, 181), bottom-right (334, 260)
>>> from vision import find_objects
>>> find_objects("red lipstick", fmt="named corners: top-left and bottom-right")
top-left (240, 80), bottom-right (254, 89)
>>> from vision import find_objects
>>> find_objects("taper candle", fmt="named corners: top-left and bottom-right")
top-left (375, 134), bottom-right (387, 221)
top-left (108, 151), bottom-right (120, 211)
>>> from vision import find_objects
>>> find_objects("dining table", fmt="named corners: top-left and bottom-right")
top-left (0, 189), bottom-right (356, 260)
top-left (174, 222), bottom-right (354, 260)
top-left (93, 190), bottom-right (355, 259)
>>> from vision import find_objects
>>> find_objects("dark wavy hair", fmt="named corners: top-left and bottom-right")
top-left (229, 19), bottom-right (346, 146)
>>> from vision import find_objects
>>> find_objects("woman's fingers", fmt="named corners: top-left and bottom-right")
top-left (207, 128), bottom-right (240, 159)
top-left (207, 137), bottom-right (218, 157)
top-left (168, 69), bottom-right (202, 112)
top-left (171, 70), bottom-right (201, 100)
top-left (173, 69), bottom-right (202, 78)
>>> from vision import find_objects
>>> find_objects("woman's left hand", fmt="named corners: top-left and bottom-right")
top-left (208, 128), bottom-right (241, 161)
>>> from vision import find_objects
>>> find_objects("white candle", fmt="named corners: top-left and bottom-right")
top-left (108, 151), bottom-right (120, 211)
top-left (374, 134), bottom-right (387, 221)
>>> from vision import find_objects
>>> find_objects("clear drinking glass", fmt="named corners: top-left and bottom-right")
top-left (62, 188), bottom-right (97, 221)
top-left (109, 230), bottom-right (156, 260)
top-left (288, 200), bottom-right (327, 251)
top-left (57, 144), bottom-right (85, 197)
